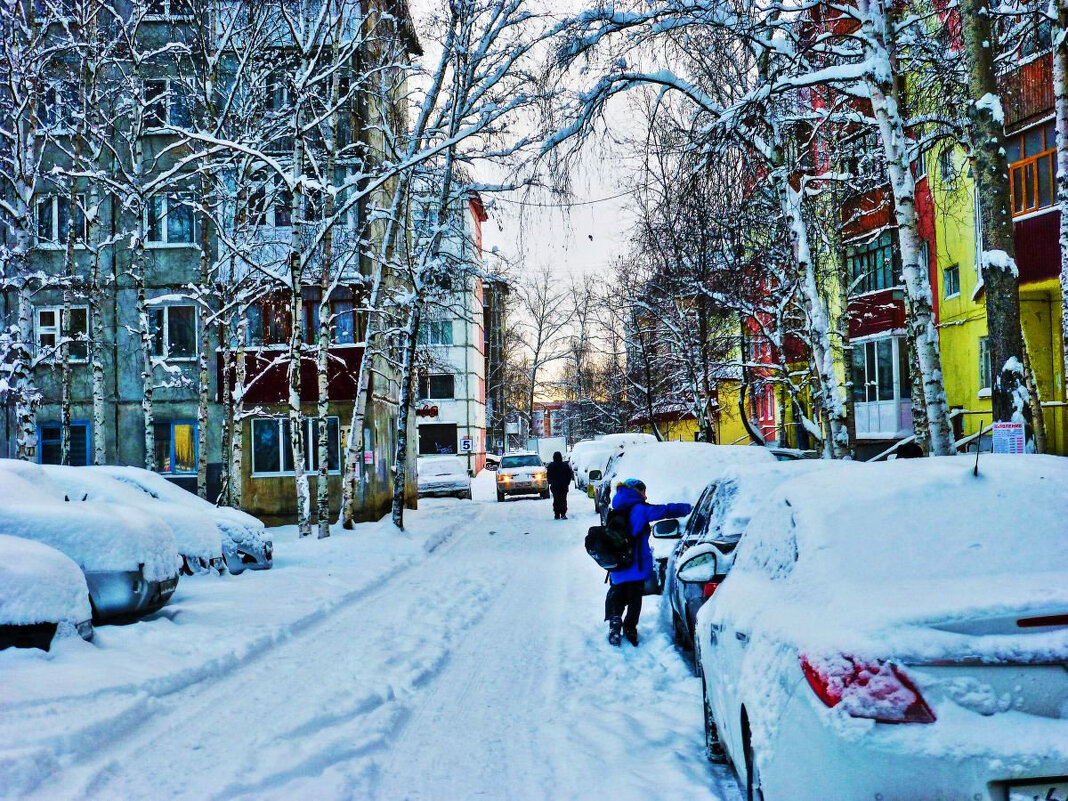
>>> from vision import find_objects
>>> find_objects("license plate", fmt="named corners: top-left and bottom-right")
top-left (1008, 781), bottom-right (1068, 801)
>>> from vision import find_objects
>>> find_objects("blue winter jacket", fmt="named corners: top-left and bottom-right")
top-left (609, 486), bottom-right (693, 585)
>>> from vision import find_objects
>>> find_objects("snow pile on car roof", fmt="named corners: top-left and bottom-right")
top-left (570, 442), bottom-right (617, 474)
top-left (92, 466), bottom-right (268, 552)
top-left (43, 465), bottom-right (221, 560)
top-left (0, 461), bottom-right (177, 582)
top-left (0, 534), bottom-right (91, 625)
top-left (709, 460), bottom-right (851, 542)
top-left (418, 457), bottom-right (467, 476)
top-left (609, 441), bottom-right (777, 504)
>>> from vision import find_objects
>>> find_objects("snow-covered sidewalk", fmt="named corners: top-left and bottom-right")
top-left (1, 475), bottom-right (740, 800)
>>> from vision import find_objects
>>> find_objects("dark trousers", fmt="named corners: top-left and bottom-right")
top-left (604, 580), bottom-right (643, 629)
top-left (552, 489), bottom-right (568, 516)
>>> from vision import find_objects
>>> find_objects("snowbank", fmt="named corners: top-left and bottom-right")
top-left (0, 534), bottom-right (90, 626)
top-left (0, 462), bottom-right (177, 582)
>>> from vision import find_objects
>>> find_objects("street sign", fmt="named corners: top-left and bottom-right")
top-left (460, 436), bottom-right (473, 453)
top-left (992, 422), bottom-right (1026, 454)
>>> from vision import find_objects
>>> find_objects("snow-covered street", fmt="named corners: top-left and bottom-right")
top-left (1, 473), bottom-right (741, 801)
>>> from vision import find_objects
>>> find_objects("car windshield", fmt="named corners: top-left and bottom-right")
top-left (420, 458), bottom-right (465, 477)
top-left (500, 455), bottom-right (541, 468)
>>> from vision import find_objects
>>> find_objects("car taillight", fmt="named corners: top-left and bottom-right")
top-left (702, 581), bottom-right (720, 601)
top-left (800, 654), bottom-right (935, 724)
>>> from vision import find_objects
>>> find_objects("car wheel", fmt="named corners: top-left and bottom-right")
top-left (744, 719), bottom-right (766, 801)
top-left (497, 490), bottom-right (505, 502)
top-left (461, 490), bottom-right (472, 500)
top-left (539, 490), bottom-right (550, 499)
top-left (702, 677), bottom-right (728, 764)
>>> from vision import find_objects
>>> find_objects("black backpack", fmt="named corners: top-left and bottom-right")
top-left (585, 507), bottom-right (636, 571)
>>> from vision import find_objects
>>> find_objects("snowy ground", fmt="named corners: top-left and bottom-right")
top-left (0, 472), bottom-right (741, 800)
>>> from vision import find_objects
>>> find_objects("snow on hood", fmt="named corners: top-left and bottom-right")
top-left (92, 466), bottom-right (267, 551)
top-left (0, 461), bottom-right (177, 581)
top-left (417, 457), bottom-right (468, 479)
top-left (725, 455), bottom-right (1068, 661)
top-left (42, 465), bottom-right (221, 559)
top-left (605, 441), bottom-right (776, 506)
top-left (0, 533), bottom-right (91, 625)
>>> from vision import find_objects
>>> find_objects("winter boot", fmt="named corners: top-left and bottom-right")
top-left (623, 626), bottom-right (639, 646)
top-left (607, 618), bottom-right (623, 647)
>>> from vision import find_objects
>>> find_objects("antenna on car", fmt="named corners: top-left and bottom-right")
top-left (973, 418), bottom-right (983, 477)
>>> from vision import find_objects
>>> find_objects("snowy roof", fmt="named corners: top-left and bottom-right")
top-left (0, 534), bottom-right (91, 626)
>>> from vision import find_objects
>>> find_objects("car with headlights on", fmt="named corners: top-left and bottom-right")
top-left (93, 466), bottom-right (272, 574)
top-left (0, 534), bottom-right (93, 650)
top-left (417, 456), bottom-right (472, 499)
top-left (692, 455), bottom-right (1068, 800)
top-left (495, 452), bottom-right (548, 501)
top-left (0, 460), bottom-right (179, 621)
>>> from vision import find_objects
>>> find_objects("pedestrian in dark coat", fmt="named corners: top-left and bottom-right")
top-left (545, 451), bottom-right (574, 520)
top-left (605, 479), bottom-right (691, 646)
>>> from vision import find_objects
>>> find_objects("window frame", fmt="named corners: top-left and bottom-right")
top-left (846, 231), bottom-right (900, 296)
top-left (943, 263), bottom-right (960, 299)
top-left (36, 420), bottom-right (91, 466)
top-left (154, 419), bottom-right (198, 475)
top-left (250, 416), bottom-right (342, 477)
top-left (1009, 121), bottom-right (1057, 218)
top-left (143, 0), bottom-right (193, 21)
top-left (419, 319), bottom-right (454, 346)
top-left (418, 373), bottom-right (456, 400)
top-left (35, 194), bottom-right (88, 248)
top-left (35, 304), bottom-right (89, 362)
top-left (150, 303), bottom-right (198, 361)
top-left (143, 78), bottom-right (191, 131)
top-left (145, 191), bottom-right (196, 247)
top-left (979, 336), bottom-right (992, 392)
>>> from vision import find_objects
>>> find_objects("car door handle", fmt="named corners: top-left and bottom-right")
top-left (735, 631), bottom-right (749, 644)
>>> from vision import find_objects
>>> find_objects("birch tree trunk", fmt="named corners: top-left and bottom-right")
top-left (60, 182), bottom-right (77, 465)
top-left (90, 187), bottom-right (107, 465)
top-left (288, 131), bottom-right (311, 537)
top-left (15, 285), bottom-right (37, 460)
top-left (960, 0), bottom-right (1032, 434)
top-left (859, 0), bottom-right (954, 455)
top-left (390, 302), bottom-right (421, 528)
top-left (197, 176), bottom-right (212, 498)
top-left (219, 332), bottom-right (231, 505)
top-left (231, 313), bottom-right (246, 510)
top-left (1055, 0), bottom-right (1068, 396)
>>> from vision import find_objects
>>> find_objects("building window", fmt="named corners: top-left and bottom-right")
top-left (36, 194), bottom-right (87, 246)
top-left (418, 319), bottom-right (453, 346)
top-left (41, 80), bottom-right (77, 131)
top-left (251, 417), bottom-right (341, 476)
top-left (943, 263), bottom-right (960, 298)
top-left (150, 304), bottom-right (197, 360)
top-left (146, 192), bottom-right (195, 245)
top-left (250, 173), bottom-right (293, 228)
top-left (850, 336), bottom-right (911, 437)
top-left (418, 374), bottom-right (456, 400)
top-left (332, 299), bottom-right (355, 344)
top-left (35, 305), bottom-right (89, 361)
top-left (979, 336), bottom-right (992, 391)
top-left (418, 423), bottom-right (458, 456)
top-left (145, 0), bottom-right (192, 19)
top-left (245, 296), bottom-right (290, 347)
top-left (37, 421), bottom-right (90, 466)
top-left (1009, 121), bottom-right (1057, 217)
top-left (938, 146), bottom-right (956, 184)
top-left (154, 420), bottom-right (197, 474)
top-left (144, 79), bottom-right (191, 129)
top-left (840, 130), bottom-right (887, 187)
top-left (847, 231), bottom-right (899, 295)
top-left (912, 144), bottom-right (927, 181)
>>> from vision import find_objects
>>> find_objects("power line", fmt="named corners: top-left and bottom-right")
top-left (489, 190), bottom-right (634, 209)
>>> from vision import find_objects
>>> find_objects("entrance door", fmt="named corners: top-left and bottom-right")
top-left (418, 423), bottom-right (459, 455)
top-left (852, 338), bottom-right (904, 438)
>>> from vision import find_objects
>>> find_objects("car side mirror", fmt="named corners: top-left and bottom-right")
top-left (588, 469), bottom-right (602, 482)
top-left (487, 463), bottom-right (497, 471)
top-left (677, 551), bottom-right (719, 584)
top-left (652, 519), bottom-right (681, 539)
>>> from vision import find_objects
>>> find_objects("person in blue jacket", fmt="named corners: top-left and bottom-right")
top-left (606, 478), bottom-right (692, 647)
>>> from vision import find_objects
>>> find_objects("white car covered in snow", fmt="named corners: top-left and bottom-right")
top-left (42, 465), bottom-right (225, 576)
top-left (0, 533), bottom-right (93, 650)
top-left (92, 466), bottom-right (273, 574)
top-left (417, 457), bottom-right (472, 499)
top-left (0, 460), bottom-right (179, 621)
top-left (569, 441), bottom-right (619, 491)
top-left (693, 455), bottom-right (1068, 801)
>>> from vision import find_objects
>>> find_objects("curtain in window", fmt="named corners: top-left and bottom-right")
top-left (173, 423), bottom-right (196, 473)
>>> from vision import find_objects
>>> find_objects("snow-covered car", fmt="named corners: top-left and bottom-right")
top-left (593, 442), bottom-right (778, 593)
top-left (93, 466), bottom-right (273, 575)
top-left (417, 456), bottom-right (472, 499)
top-left (664, 460), bottom-right (849, 650)
top-left (42, 465), bottom-right (225, 576)
top-left (0, 533), bottom-right (93, 650)
top-left (0, 460), bottom-right (179, 621)
top-left (570, 441), bottom-right (619, 491)
top-left (495, 452), bottom-right (548, 501)
top-left (693, 455), bottom-right (1068, 801)
top-left (595, 432), bottom-right (658, 449)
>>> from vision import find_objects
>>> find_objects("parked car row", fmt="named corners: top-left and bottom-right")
top-left (611, 443), bottom-right (1068, 800)
top-left (0, 461), bottom-right (273, 653)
